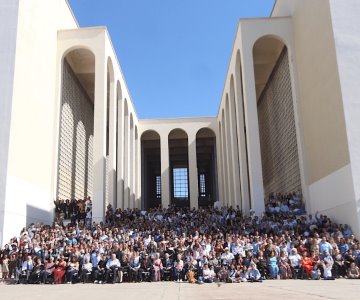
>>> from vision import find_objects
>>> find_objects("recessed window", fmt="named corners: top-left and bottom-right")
top-left (199, 173), bottom-right (206, 197)
top-left (173, 168), bottom-right (189, 199)
top-left (156, 175), bottom-right (161, 199)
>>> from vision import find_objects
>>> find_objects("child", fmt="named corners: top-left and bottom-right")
top-left (2, 254), bottom-right (9, 279)
top-left (186, 265), bottom-right (197, 283)
top-left (311, 264), bottom-right (321, 280)
top-left (322, 262), bottom-right (335, 280)
top-left (240, 265), bottom-right (248, 282)
top-left (247, 262), bottom-right (262, 282)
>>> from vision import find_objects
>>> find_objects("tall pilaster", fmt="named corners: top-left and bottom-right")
top-left (188, 133), bottom-right (199, 209)
top-left (234, 62), bottom-right (251, 215)
top-left (116, 99), bottom-right (124, 209)
top-left (240, 43), bottom-right (265, 215)
top-left (224, 99), bottom-right (235, 207)
top-left (108, 74), bottom-right (117, 209)
top-left (216, 124), bottom-right (224, 205)
top-left (123, 110), bottom-right (130, 209)
top-left (221, 112), bottom-right (230, 206)
top-left (229, 87), bottom-right (242, 209)
top-left (92, 52), bottom-right (107, 223)
top-left (160, 136), bottom-right (170, 209)
top-left (129, 121), bottom-right (135, 209)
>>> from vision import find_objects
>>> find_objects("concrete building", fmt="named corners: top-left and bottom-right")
top-left (1, 0), bottom-right (360, 246)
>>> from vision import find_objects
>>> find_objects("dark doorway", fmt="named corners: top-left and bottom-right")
top-left (196, 128), bottom-right (217, 208)
top-left (141, 130), bottom-right (161, 210)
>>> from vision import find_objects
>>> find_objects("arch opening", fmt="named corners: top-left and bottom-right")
top-left (253, 35), bottom-right (303, 210)
top-left (196, 128), bottom-right (217, 208)
top-left (56, 48), bottom-right (95, 207)
top-left (168, 129), bottom-right (189, 208)
top-left (141, 130), bottom-right (161, 210)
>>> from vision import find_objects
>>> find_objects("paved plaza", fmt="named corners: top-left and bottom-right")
top-left (1, 279), bottom-right (359, 300)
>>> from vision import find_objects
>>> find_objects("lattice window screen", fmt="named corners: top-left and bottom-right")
top-left (57, 60), bottom-right (94, 200)
top-left (257, 48), bottom-right (301, 196)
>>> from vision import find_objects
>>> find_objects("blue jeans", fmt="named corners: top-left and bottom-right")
top-left (268, 265), bottom-right (279, 278)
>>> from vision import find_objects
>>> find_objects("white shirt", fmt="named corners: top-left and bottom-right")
top-left (22, 260), bottom-right (33, 271)
top-left (106, 258), bottom-right (120, 269)
top-left (323, 265), bottom-right (332, 278)
top-left (221, 252), bottom-right (235, 264)
top-left (288, 254), bottom-right (301, 267)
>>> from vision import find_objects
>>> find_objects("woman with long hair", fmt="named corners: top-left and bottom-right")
top-left (53, 257), bottom-right (66, 284)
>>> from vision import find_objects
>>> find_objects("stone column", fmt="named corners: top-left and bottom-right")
top-left (116, 99), bottom-right (124, 209)
top-left (234, 62), bottom-right (251, 215)
top-left (188, 133), bottom-right (199, 209)
top-left (129, 121), bottom-right (135, 209)
top-left (108, 74), bottom-right (117, 209)
top-left (240, 42), bottom-right (265, 215)
top-left (224, 98), bottom-right (235, 207)
top-left (216, 124), bottom-right (224, 205)
top-left (221, 112), bottom-right (229, 207)
top-left (123, 112), bottom-right (130, 209)
top-left (160, 135), bottom-right (170, 209)
top-left (229, 87), bottom-right (242, 209)
top-left (92, 52), bottom-right (107, 223)
top-left (135, 130), bottom-right (141, 209)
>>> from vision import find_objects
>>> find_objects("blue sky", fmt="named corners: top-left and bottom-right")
top-left (68, 0), bottom-right (275, 119)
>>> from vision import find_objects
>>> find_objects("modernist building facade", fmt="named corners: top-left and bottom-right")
top-left (1, 0), bottom-right (360, 246)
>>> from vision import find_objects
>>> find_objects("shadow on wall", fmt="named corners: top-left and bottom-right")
top-left (116, 178), bottom-right (124, 209)
top-left (26, 204), bottom-right (53, 226)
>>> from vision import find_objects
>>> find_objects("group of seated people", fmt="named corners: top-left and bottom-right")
top-left (265, 191), bottom-right (305, 215)
top-left (54, 197), bottom-right (92, 226)
top-left (1, 205), bottom-right (360, 285)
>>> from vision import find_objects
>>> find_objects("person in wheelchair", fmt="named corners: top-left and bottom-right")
top-left (254, 250), bottom-right (268, 279)
top-left (65, 256), bottom-right (79, 284)
top-left (29, 258), bottom-right (44, 284)
top-left (20, 255), bottom-right (34, 283)
top-left (105, 253), bottom-right (120, 283)
top-left (40, 256), bottom-right (55, 284)
top-left (93, 253), bottom-right (107, 284)
top-left (80, 257), bottom-right (93, 283)
top-left (129, 251), bottom-right (141, 282)
top-left (140, 254), bottom-right (153, 282)
top-left (162, 253), bottom-right (173, 281)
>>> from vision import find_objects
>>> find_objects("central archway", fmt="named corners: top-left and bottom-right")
top-left (196, 128), bottom-right (217, 208)
top-left (141, 130), bottom-right (161, 210)
top-left (168, 129), bottom-right (189, 208)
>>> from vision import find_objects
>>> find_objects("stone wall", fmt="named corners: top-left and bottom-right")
top-left (257, 47), bottom-right (301, 196)
top-left (57, 60), bottom-right (94, 200)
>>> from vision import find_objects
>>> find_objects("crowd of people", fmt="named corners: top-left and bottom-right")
top-left (1, 201), bottom-right (360, 285)
top-left (54, 197), bottom-right (92, 226)
top-left (265, 191), bottom-right (305, 215)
